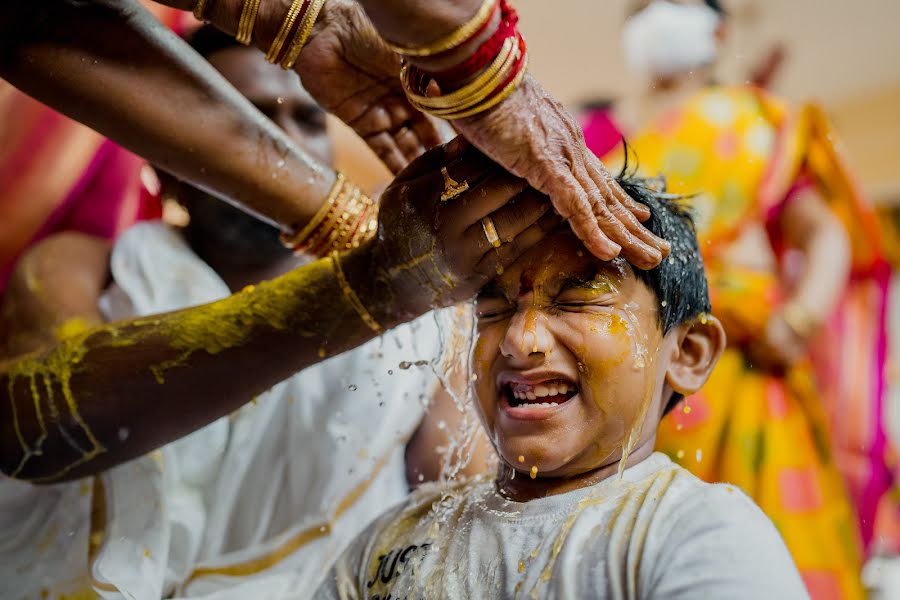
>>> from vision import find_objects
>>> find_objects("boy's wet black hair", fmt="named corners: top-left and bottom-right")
top-left (616, 152), bottom-right (711, 415)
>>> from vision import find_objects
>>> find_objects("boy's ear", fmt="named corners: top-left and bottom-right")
top-left (664, 315), bottom-right (726, 396)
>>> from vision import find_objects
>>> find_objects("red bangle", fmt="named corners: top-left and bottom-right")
top-left (429, 0), bottom-right (518, 87)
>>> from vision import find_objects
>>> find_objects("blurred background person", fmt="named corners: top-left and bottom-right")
top-left (575, 1), bottom-right (897, 598)
top-left (0, 4), bottom-right (190, 293)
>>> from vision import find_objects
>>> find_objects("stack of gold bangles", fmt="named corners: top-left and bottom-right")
top-left (280, 173), bottom-right (379, 257)
top-left (392, 0), bottom-right (528, 121)
top-left (194, 0), bottom-right (325, 69)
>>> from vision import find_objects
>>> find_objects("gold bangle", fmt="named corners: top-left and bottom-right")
top-left (383, 0), bottom-right (496, 57)
top-left (401, 37), bottom-right (517, 111)
top-left (280, 0), bottom-right (326, 70)
top-left (407, 42), bottom-right (521, 117)
top-left (439, 54), bottom-right (527, 120)
top-left (236, 0), bottom-right (263, 45)
top-left (281, 172), bottom-right (346, 249)
top-left (314, 187), bottom-right (364, 254)
top-left (331, 251), bottom-right (382, 333)
top-left (305, 184), bottom-right (362, 255)
top-left (193, 0), bottom-right (209, 20)
top-left (266, 0), bottom-right (305, 63)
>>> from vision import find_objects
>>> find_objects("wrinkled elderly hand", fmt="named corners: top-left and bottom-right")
top-left (452, 75), bottom-right (670, 269)
top-left (372, 138), bottom-right (560, 319)
top-left (295, 0), bottom-right (443, 173)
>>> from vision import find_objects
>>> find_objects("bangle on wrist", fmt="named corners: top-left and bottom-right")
top-left (236, 0), bottom-right (263, 45)
top-left (280, 0), bottom-right (326, 69)
top-left (398, 1), bottom-right (527, 121)
top-left (382, 0), bottom-right (499, 58)
top-left (266, 0), bottom-right (306, 63)
top-left (280, 173), bottom-right (378, 256)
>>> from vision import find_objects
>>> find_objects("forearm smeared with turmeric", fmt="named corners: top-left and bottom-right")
top-left (0, 247), bottom-right (397, 483)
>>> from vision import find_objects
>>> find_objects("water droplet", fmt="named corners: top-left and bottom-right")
top-left (117, 427), bottom-right (129, 441)
top-left (695, 449), bottom-right (703, 463)
top-left (348, 384), bottom-right (357, 391)
top-left (518, 455), bottom-right (525, 463)
top-left (276, 159), bottom-right (286, 168)
top-left (399, 361), bottom-right (412, 370)
top-left (277, 97), bottom-right (284, 104)
top-left (387, 369), bottom-right (393, 375)
top-left (530, 466), bottom-right (538, 479)
top-left (676, 449), bottom-right (685, 459)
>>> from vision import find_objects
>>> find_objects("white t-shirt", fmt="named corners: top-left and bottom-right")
top-left (315, 453), bottom-right (809, 600)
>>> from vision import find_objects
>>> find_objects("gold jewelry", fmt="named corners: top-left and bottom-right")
top-left (400, 33), bottom-right (528, 121)
top-left (331, 251), bottom-right (382, 333)
top-left (440, 166), bottom-right (469, 202)
top-left (193, 0), bottom-right (209, 20)
top-left (401, 37), bottom-right (516, 111)
top-left (383, 0), bottom-right (497, 57)
top-left (782, 301), bottom-right (816, 339)
top-left (236, 0), bottom-right (262, 45)
top-left (481, 215), bottom-right (502, 248)
top-left (281, 172), bottom-right (346, 249)
top-left (280, 0), bottom-right (326, 70)
top-left (439, 55), bottom-right (527, 120)
top-left (266, 0), bottom-right (305, 63)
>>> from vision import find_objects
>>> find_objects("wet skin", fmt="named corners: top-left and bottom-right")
top-left (472, 230), bottom-right (725, 501)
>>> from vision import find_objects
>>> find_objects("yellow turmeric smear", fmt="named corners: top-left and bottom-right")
top-left (142, 255), bottom-right (335, 382)
top-left (6, 320), bottom-right (107, 480)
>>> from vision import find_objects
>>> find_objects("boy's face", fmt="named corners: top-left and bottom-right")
top-left (473, 230), bottom-right (675, 478)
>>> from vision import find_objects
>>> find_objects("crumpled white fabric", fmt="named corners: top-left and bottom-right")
top-left (3, 221), bottom-right (443, 600)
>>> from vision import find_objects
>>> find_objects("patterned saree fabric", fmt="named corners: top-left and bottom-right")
top-left (596, 86), bottom-right (896, 600)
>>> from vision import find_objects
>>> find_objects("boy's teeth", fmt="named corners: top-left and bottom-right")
top-left (526, 391), bottom-right (536, 400)
top-left (534, 385), bottom-right (549, 397)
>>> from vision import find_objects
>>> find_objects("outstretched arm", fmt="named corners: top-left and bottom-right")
top-left (0, 143), bottom-right (556, 483)
top-left (0, 0), bottom-right (335, 230)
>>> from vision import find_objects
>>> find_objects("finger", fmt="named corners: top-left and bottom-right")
top-left (474, 221), bottom-right (547, 279)
top-left (444, 173), bottom-right (528, 231)
top-left (587, 159), bottom-right (652, 222)
top-left (392, 144), bottom-right (451, 182)
top-left (392, 125), bottom-right (425, 162)
top-left (604, 199), bottom-right (669, 267)
top-left (365, 131), bottom-right (408, 174)
top-left (588, 163), bottom-right (670, 261)
top-left (410, 112), bottom-right (447, 148)
top-left (461, 189), bottom-right (550, 256)
top-left (559, 185), bottom-right (623, 261)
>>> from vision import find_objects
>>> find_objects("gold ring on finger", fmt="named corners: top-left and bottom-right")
top-left (481, 215), bottom-right (502, 248)
top-left (440, 166), bottom-right (469, 202)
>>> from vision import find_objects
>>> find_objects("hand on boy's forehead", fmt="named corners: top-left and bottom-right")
top-left (479, 230), bottom-right (639, 306)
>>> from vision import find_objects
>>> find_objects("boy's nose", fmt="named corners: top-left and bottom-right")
top-left (500, 309), bottom-right (553, 363)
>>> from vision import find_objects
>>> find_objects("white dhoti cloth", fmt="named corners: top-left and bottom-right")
top-left (1, 222), bottom-right (445, 599)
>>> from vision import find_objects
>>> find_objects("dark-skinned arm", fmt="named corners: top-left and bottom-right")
top-left (0, 0), bottom-right (334, 230)
top-left (0, 143), bottom-right (556, 484)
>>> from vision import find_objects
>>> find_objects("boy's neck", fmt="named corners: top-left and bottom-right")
top-left (495, 437), bottom-right (656, 502)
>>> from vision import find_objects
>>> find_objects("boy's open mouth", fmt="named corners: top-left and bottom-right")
top-left (503, 379), bottom-right (578, 409)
